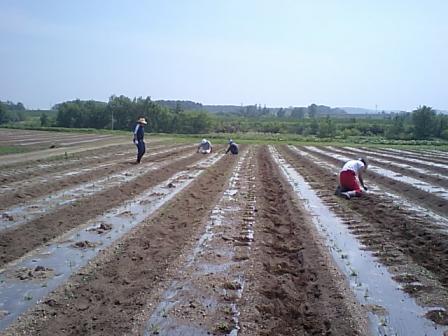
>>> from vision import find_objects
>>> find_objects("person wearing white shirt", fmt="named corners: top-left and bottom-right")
top-left (197, 139), bottom-right (212, 154)
top-left (336, 158), bottom-right (368, 199)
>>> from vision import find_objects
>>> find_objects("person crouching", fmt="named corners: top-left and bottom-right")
top-left (197, 138), bottom-right (212, 154)
top-left (133, 117), bottom-right (147, 164)
top-left (225, 139), bottom-right (239, 155)
top-left (336, 158), bottom-right (368, 199)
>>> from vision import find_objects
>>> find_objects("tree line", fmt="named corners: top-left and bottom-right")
top-left (0, 101), bottom-right (27, 124)
top-left (1, 98), bottom-right (447, 140)
top-left (54, 96), bottom-right (212, 134)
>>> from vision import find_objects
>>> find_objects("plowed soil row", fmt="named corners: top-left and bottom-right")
top-left (238, 146), bottom-right (365, 336)
top-left (0, 144), bottom-right (191, 209)
top-left (0, 151), bottom-right (208, 268)
top-left (0, 141), bottom-right (168, 184)
top-left (0, 136), bottom-right (135, 166)
top-left (298, 146), bottom-right (448, 216)
top-left (372, 148), bottom-right (448, 165)
top-left (3, 152), bottom-right (239, 336)
top-left (279, 146), bottom-right (448, 303)
top-left (335, 147), bottom-right (448, 182)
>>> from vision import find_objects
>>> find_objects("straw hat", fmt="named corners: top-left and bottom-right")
top-left (137, 117), bottom-right (147, 125)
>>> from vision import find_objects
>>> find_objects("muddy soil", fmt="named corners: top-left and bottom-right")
top-left (298, 146), bottom-right (448, 217)
top-left (3, 153), bottom-right (239, 336)
top-left (0, 151), bottom-right (207, 267)
top-left (0, 129), bottom-right (119, 150)
top-left (279, 146), bottom-right (448, 310)
top-left (0, 144), bottom-right (190, 209)
top-left (0, 141), bottom-right (168, 184)
top-left (0, 134), bottom-right (133, 166)
top-left (0, 143), bottom-right (131, 180)
top-left (238, 146), bottom-right (366, 336)
top-left (325, 147), bottom-right (448, 189)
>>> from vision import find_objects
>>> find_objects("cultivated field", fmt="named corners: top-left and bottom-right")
top-left (0, 129), bottom-right (447, 335)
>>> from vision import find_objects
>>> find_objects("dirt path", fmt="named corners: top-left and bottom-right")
top-left (141, 148), bottom-right (256, 335)
top-left (279, 145), bottom-right (448, 320)
top-left (0, 151), bottom-right (207, 267)
top-left (238, 146), bottom-right (366, 336)
top-left (3, 143), bottom-right (448, 335)
top-left (3, 152), bottom-right (239, 336)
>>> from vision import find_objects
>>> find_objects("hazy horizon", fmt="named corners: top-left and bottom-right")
top-left (1, 0), bottom-right (447, 111)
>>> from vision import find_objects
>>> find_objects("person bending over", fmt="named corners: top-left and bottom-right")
top-left (336, 158), bottom-right (368, 199)
top-left (225, 139), bottom-right (239, 155)
top-left (197, 138), bottom-right (212, 154)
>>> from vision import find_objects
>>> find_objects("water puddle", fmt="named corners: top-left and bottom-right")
top-left (143, 150), bottom-right (256, 335)
top-left (288, 145), bottom-right (448, 231)
top-left (304, 146), bottom-right (448, 201)
top-left (0, 153), bottom-right (224, 332)
top-left (270, 146), bottom-right (446, 336)
top-left (0, 147), bottom-right (194, 231)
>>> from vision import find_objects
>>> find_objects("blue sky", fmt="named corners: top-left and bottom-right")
top-left (1, 0), bottom-right (447, 110)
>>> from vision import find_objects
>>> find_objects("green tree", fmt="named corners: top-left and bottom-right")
top-left (291, 107), bottom-right (306, 119)
top-left (40, 112), bottom-right (49, 126)
top-left (0, 103), bottom-right (9, 124)
top-left (385, 114), bottom-right (406, 139)
top-left (318, 116), bottom-right (336, 138)
top-left (308, 104), bottom-right (318, 118)
top-left (277, 108), bottom-right (285, 118)
top-left (412, 105), bottom-right (436, 139)
top-left (310, 118), bottom-right (319, 134)
top-left (434, 114), bottom-right (448, 138)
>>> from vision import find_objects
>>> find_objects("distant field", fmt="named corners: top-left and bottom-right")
top-left (0, 137), bottom-right (447, 335)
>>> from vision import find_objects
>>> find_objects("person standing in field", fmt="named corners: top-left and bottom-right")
top-left (336, 158), bottom-right (368, 199)
top-left (225, 139), bottom-right (239, 155)
top-left (197, 138), bottom-right (213, 154)
top-left (133, 117), bottom-right (147, 164)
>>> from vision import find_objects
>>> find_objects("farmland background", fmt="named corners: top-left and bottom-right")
top-left (1, 97), bottom-right (448, 147)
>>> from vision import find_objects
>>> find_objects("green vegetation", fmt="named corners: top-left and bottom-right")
top-left (0, 145), bottom-right (33, 155)
top-left (1, 98), bottom-right (447, 146)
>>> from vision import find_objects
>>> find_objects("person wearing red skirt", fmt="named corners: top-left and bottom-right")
top-left (336, 158), bottom-right (368, 199)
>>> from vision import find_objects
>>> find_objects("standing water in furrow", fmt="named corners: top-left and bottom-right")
top-left (0, 153), bottom-right (224, 332)
top-left (143, 149), bottom-right (256, 335)
top-left (0, 146), bottom-right (193, 231)
top-left (269, 146), bottom-right (445, 336)
top-left (304, 146), bottom-right (448, 201)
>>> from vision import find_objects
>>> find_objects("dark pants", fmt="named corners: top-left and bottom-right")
top-left (136, 140), bottom-right (145, 163)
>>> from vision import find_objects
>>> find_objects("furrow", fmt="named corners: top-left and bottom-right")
top-left (300, 146), bottom-right (448, 216)
top-left (2, 152), bottom-right (239, 336)
top-left (0, 153), bottom-right (226, 333)
top-left (0, 150), bottom-right (208, 267)
top-left (0, 146), bottom-right (194, 231)
top-left (0, 144), bottom-right (192, 208)
top-left (272, 146), bottom-right (445, 336)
